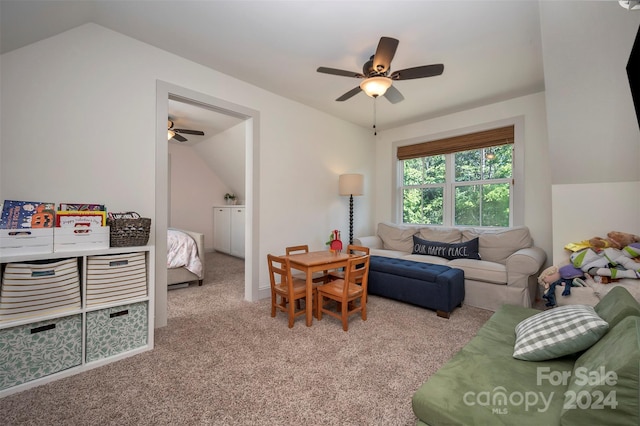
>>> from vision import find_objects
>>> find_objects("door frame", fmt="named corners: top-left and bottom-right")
top-left (155, 80), bottom-right (261, 328)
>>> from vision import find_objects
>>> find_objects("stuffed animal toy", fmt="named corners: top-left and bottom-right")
top-left (589, 231), bottom-right (640, 250)
top-left (571, 243), bottom-right (640, 281)
top-left (537, 265), bottom-right (560, 289)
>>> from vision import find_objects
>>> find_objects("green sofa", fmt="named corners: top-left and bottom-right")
top-left (412, 286), bottom-right (640, 425)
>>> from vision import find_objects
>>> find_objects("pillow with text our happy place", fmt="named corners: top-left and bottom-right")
top-left (412, 235), bottom-right (481, 260)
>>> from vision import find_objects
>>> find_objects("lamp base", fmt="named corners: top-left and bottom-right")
top-left (348, 194), bottom-right (354, 245)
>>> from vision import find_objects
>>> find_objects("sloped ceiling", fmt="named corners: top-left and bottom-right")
top-left (1, 0), bottom-right (546, 132)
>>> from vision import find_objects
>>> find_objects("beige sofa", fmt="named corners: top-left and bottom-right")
top-left (355, 222), bottom-right (546, 311)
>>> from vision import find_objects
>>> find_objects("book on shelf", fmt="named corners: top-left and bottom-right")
top-left (58, 203), bottom-right (106, 212)
top-left (0, 200), bottom-right (56, 229)
top-left (56, 210), bottom-right (107, 227)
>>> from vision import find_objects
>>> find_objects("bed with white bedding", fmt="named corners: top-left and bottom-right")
top-left (167, 228), bottom-right (205, 286)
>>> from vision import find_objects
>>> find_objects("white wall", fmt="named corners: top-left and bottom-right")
top-left (375, 92), bottom-right (553, 264)
top-left (168, 120), bottom-right (247, 252)
top-left (539, 2), bottom-right (640, 263)
top-left (540, 2), bottom-right (640, 185)
top-left (168, 143), bottom-right (228, 251)
top-left (193, 121), bottom-right (246, 204)
top-left (0, 23), bottom-right (374, 327)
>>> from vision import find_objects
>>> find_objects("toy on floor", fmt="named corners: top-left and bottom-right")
top-left (571, 242), bottom-right (640, 281)
top-left (589, 231), bottom-right (640, 250)
top-left (326, 229), bottom-right (343, 252)
top-left (539, 264), bottom-right (587, 307)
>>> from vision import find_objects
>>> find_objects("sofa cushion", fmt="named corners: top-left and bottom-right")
top-left (412, 235), bottom-right (481, 260)
top-left (513, 305), bottom-right (608, 361)
top-left (462, 226), bottom-right (532, 264)
top-left (412, 303), bottom-right (574, 425)
top-left (418, 226), bottom-right (462, 243)
top-left (594, 285), bottom-right (640, 329)
top-left (560, 316), bottom-right (640, 425)
top-left (448, 258), bottom-right (507, 284)
top-left (377, 222), bottom-right (418, 252)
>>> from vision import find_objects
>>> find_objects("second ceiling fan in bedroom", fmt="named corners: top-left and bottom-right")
top-left (317, 36), bottom-right (444, 104)
top-left (167, 119), bottom-right (205, 142)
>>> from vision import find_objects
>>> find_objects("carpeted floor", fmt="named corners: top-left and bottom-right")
top-left (0, 252), bottom-right (493, 425)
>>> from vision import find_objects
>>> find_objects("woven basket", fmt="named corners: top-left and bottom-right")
top-left (107, 218), bottom-right (151, 247)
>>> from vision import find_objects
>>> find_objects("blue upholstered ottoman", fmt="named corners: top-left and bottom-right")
top-left (368, 256), bottom-right (464, 318)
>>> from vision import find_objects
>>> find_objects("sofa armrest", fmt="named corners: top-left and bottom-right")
top-left (506, 246), bottom-right (547, 288)
top-left (353, 235), bottom-right (383, 249)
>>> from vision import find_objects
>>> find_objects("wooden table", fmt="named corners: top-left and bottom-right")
top-left (282, 250), bottom-right (354, 326)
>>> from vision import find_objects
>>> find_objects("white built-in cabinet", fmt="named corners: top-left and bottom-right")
top-left (0, 245), bottom-right (154, 397)
top-left (213, 206), bottom-right (245, 258)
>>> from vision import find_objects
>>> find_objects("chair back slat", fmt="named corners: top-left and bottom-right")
top-left (342, 255), bottom-right (370, 296)
top-left (267, 254), bottom-right (296, 300)
top-left (285, 245), bottom-right (309, 255)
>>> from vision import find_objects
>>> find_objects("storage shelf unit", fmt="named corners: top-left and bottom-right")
top-left (213, 206), bottom-right (245, 258)
top-left (0, 245), bottom-right (154, 397)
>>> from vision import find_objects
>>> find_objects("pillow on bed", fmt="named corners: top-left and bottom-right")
top-left (513, 305), bottom-right (608, 361)
top-left (412, 235), bottom-right (481, 260)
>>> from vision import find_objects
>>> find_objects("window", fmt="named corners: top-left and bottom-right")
top-left (398, 125), bottom-right (515, 227)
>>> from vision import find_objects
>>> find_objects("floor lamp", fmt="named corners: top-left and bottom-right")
top-left (339, 174), bottom-right (364, 245)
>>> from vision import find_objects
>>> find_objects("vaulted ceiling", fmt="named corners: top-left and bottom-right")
top-left (1, 0), bottom-right (546, 133)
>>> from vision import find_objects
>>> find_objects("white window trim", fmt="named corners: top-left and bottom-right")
top-left (392, 116), bottom-right (525, 226)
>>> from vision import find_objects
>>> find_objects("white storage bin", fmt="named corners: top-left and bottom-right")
top-left (0, 228), bottom-right (53, 256)
top-left (86, 252), bottom-right (147, 306)
top-left (54, 226), bottom-right (109, 252)
top-left (0, 258), bottom-right (81, 322)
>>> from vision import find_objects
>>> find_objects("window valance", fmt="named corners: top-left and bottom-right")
top-left (397, 125), bottom-right (514, 160)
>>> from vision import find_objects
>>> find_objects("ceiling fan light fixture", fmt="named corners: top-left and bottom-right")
top-left (619, 1), bottom-right (640, 10)
top-left (167, 130), bottom-right (175, 140)
top-left (360, 76), bottom-right (392, 98)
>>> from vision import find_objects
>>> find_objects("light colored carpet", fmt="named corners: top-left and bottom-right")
top-left (0, 252), bottom-right (493, 425)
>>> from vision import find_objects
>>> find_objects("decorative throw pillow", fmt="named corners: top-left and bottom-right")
top-left (412, 235), bottom-right (481, 260)
top-left (513, 305), bottom-right (609, 361)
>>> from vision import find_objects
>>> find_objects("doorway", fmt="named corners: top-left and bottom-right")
top-left (155, 81), bottom-right (261, 328)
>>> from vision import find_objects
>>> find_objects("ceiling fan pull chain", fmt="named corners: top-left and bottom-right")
top-left (373, 97), bottom-right (377, 136)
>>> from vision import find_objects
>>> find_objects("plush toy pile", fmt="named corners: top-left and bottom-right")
top-left (539, 231), bottom-right (640, 307)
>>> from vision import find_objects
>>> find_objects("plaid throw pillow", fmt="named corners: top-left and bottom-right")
top-left (513, 305), bottom-right (608, 361)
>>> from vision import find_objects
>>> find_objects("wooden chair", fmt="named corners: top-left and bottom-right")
top-left (327, 244), bottom-right (370, 282)
top-left (285, 245), bottom-right (330, 284)
top-left (267, 254), bottom-right (312, 328)
top-left (316, 255), bottom-right (370, 331)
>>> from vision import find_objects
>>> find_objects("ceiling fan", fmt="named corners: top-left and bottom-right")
top-left (167, 119), bottom-right (205, 142)
top-left (317, 36), bottom-right (444, 104)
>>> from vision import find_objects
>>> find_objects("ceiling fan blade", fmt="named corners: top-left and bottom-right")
top-left (172, 133), bottom-right (188, 142)
top-left (373, 37), bottom-right (399, 74)
top-left (317, 67), bottom-right (364, 78)
top-left (383, 85), bottom-right (404, 104)
top-left (390, 64), bottom-right (444, 80)
top-left (174, 129), bottom-right (205, 136)
top-left (336, 86), bottom-right (362, 102)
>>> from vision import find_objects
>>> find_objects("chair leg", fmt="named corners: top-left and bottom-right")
top-left (271, 293), bottom-right (277, 317)
top-left (361, 296), bottom-right (367, 321)
top-left (288, 297), bottom-right (295, 328)
top-left (342, 299), bottom-right (349, 331)
top-left (317, 293), bottom-right (323, 320)
top-left (313, 289), bottom-right (319, 319)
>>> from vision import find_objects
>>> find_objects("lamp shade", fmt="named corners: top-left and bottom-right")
top-left (359, 76), bottom-right (392, 98)
top-left (339, 174), bottom-right (364, 196)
